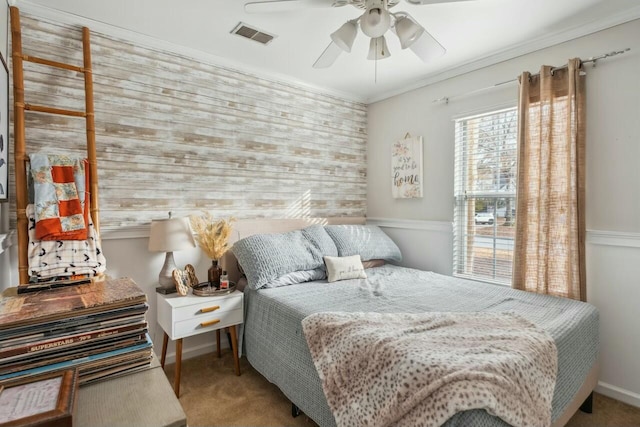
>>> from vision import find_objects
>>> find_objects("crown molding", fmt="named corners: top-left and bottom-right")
top-left (366, 9), bottom-right (640, 103)
top-left (17, 2), bottom-right (639, 105)
top-left (15, 1), bottom-right (367, 104)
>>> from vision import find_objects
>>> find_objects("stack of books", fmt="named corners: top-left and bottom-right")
top-left (0, 277), bottom-right (153, 385)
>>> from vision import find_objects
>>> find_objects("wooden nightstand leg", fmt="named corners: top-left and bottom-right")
top-left (161, 332), bottom-right (168, 368)
top-left (216, 330), bottom-right (221, 358)
top-left (174, 338), bottom-right (183, 397)
top-left (226, 328), bottom-right (232, 349)
top-left (229, 325), bottom-right (241, 376)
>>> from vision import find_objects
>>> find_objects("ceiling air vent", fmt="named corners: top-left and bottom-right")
top-left (231, 22), bottom-right (276, 45)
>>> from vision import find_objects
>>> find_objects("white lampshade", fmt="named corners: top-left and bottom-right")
top-left (149, 216), bottom-right (196, 291)
top-left (148, 217), bottom-right (196, 252)
top-left (360, 7), bottom-right (390, 38)
top-left (395, 15), bottom-right (424, 49)
top-left (367, 36), bottom-right (391, 60)
top-left (331, 20), bottom-right (358, 52)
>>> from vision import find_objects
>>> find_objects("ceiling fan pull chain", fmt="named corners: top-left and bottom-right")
top-left (375, 58), bottom-right (378, 83)
top-left (375, 38), bottom-right (378, 83)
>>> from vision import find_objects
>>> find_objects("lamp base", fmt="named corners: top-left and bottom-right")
top-left (157, 251), bottom-right (178, 294)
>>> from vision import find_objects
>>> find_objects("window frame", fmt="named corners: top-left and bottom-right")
top-left (453, 105), bottom-right (518, 286)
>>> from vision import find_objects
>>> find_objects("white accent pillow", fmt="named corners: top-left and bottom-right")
top-left (323, 255), bottom-right (367, 283)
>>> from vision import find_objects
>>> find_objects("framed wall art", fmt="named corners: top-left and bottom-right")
top-left (0, 369), bottom-right (78, 427)
top-left (392, 133), bottom-right (423, 199)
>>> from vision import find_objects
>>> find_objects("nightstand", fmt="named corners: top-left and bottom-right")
top-left (157, 290), bottom-right (243, 396)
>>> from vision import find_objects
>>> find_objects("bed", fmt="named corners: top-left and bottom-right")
top-left (226, 219), bottom-right (599, 427)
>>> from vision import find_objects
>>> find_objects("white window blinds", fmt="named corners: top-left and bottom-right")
top-left (453, 107), bottom-right (518, 285)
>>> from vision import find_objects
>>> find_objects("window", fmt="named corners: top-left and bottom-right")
top-left (453, 107), bottom-right (518, 285)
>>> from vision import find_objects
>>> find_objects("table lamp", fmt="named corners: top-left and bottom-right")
top-left (148, 213), bottom-right (196, 294)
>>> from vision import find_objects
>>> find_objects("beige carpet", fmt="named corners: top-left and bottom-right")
top-left (165, 351), bottom-right (640, 427)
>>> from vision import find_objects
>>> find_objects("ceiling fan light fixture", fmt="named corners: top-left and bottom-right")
top-left (330, 20), bottom-right (358, 52)
top-left (395, 15), bottom-right (425, 49)
top-left (367, 36), bottom-right (390, 60)
top-left (361, 7), bottom-right (391, 38)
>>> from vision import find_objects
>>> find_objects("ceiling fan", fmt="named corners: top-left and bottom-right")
top-left (244, 0), bottom-right (475, 68)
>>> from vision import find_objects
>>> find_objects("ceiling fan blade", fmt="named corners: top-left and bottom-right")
top-left (245, 0), bottom-right (332, 14)
top-left (405, 0), bottom-right (476, 4)
top-left (313, 41), bottom-right (343, 68)
top-left (409, 30), bottom-right (446, 62)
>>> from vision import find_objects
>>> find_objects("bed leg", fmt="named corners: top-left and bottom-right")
top-left (579, 391), bottom-right (593, 414)
top-left (292, 403), bottom-right (301, 418)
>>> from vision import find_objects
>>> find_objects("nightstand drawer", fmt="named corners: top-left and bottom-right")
top-left (172, 294), bottom-right (242, 322)
top-left (174, 309), bottom-right (243, 338)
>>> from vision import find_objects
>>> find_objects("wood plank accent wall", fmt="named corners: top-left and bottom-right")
top-left (9, 13), bottom-right (367, 228)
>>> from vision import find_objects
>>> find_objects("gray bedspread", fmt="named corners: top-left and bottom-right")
top-left (242, 265), bottom-right (599, 427)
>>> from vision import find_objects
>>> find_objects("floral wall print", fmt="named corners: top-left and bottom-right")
top-left (392, 134), bottom-right (423, 199)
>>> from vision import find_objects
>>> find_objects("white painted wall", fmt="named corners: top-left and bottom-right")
top-left (367, 20), bottom-right (640, 406)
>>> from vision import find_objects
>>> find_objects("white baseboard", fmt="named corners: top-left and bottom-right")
top-left (159, 339), bottom-right (231, 366)
top-left (596, 381), bottom-right (640, 409)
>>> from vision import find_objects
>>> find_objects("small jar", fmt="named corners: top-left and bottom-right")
top-left (220, 270), bottom-right (229, 290)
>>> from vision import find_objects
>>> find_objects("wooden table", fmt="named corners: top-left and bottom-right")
top-left (76, 357), bottom-right (186, 427)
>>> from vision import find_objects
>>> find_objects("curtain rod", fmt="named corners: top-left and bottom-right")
top-left (432, 48), bottom-right (631, 104)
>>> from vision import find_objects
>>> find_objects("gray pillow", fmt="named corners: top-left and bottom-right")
top-left (231, 224), bottom-right (337, 290)
top-left (324, 225), bottom-right (402, 262)
top-left (264, 268), bottom-right (326, 288)
top-left (302, 224), bottom-right (339, 259)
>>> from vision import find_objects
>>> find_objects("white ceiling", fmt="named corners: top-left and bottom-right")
top-left (19, 0), bottom-right (640, 102)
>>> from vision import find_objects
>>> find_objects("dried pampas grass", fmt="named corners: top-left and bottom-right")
top-left (189, 212), bottom-right (235, 260)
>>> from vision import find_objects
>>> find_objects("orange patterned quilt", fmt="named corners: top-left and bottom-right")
top-left (30, 154), bottom-right (90, 241)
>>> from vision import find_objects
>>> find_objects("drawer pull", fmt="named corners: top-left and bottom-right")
top-left (200, 319), bottom-right (220, 328)
top-left (200, 306), bottom-right (220, 313)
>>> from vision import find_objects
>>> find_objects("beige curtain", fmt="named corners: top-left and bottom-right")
top-left (512, 58), bottom-right (587, 301)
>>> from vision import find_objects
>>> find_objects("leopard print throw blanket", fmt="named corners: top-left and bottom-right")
top-left (302, 311), bottom-right (558, 427)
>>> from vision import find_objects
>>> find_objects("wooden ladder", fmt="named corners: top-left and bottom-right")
top-left (10, 6), bottom-right (100, 285)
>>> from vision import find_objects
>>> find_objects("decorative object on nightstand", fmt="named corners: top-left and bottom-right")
top-left (148, 212), bottom-right (196, 294)
top-left (171, 264), bottom-right (199, 296)
top-left (157, 290), bottom-right (243, 397)
top-left (189, 213), bottom-right (235, 288)
top-left (192, 281), bottom-right (236, 297)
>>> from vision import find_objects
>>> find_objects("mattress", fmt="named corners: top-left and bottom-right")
top-left (243, 265), bottom-right (599, 427)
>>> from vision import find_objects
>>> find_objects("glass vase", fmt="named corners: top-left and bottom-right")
top-left (208, 259), bottom-right (222, 288)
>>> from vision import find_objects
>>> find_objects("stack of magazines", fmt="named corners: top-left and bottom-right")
top-left (0, 278), bottom-right (153, 384)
